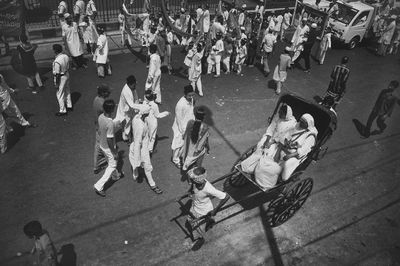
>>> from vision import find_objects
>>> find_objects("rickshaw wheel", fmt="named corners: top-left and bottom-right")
top-left (266, 178), bottom-right (313, 227)
top-left (228, 170), bottom-right (249, 187)
top-left (230, 145), bottom-right (258, 172)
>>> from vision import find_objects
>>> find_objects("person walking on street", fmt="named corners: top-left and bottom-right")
top-left (189, 42), bottom-right (205, 96)
top-left (318, 27), bottom-right (332, 65)
top-left (323, 56), bottom-right (350, 105)
top-left (363, 80), bottom-right (400, 137)
top-left (377, 15), bottom-right (397, 56)
top-left (146, 44), bottom-right (162, 104)
top-left (171, 85), bottom-right (195, 168)
top-left (115, 75), bottom-right (140, 141)
top-left (143, 90), bottom-right (170, 154)
top-left (295, 23), bottom-right (317, 73)
top-left (94, 27), bottom-right (111, 78)
top-left (273, 47), bottom-right (292, 94)
top-left (260, 29), bottom-right (277, 76)
top-left (62, 13), bottom-right (87, 69)
top-left (129, 104), bottom-right (163, 194)
top-left (93, 99), bottom-right (123, 197)
top-left (52, 44), bottom-right (72, 116)
top-left (93, 84), bottom-right (111, 174)
top-left (17, 35), bottom-right (44, 94)
top-left (0, 74), bottom-right (34, 154)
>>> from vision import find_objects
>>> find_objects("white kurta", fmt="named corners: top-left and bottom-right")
top-left (291, 24), bottom-right (309, 47)
top-left (171, 96), bottom-right (194, 150)
top-left (62, 22), bottom-right (83, 57)
top-left (145, 100), bottom-right (169, 151)
top-left (95, 34), bottom-right (109, 64)
top-left (203, 10), bottom-right (210, 33)
top-left (115, 84), bottom-right (140, 123)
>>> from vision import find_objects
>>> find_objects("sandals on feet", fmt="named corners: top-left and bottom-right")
top-left (151, 186), bottom-right (163, 194)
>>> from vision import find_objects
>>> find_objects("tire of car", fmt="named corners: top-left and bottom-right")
top-left (348, 36), bottom-right (360, 49)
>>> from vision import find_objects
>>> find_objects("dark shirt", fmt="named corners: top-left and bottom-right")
top-left (373, 89), bottom-right (400, 116)
top-left (328, 64), bottom-right (350, 95)
top-left (17, 44), bottom-right (37, 75)
top-left (304, 29), bottom-right (317, 50)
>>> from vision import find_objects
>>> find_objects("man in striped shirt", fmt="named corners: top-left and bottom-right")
top-left (325, 56), bottom-right (350, 105)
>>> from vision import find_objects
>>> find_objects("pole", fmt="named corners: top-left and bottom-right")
top-left (291, 0), bottom-right (298, 26)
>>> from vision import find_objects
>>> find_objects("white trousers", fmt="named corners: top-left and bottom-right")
top-left (152, 74), bottom-right (161, 104)
top-left (56, 74), bottom-right (72, 113)
top-left (191, 77), bottom-right (203, 96)
top-left (214, 54), bottom-right (221, 75)
top-left (222, 56), bottom-right (230, 72)
top-left (26, 72), bottom-right (43, 88)
top-left (94, 147), bottom-right (117, 191)
top-left (128, 143), bottom-right (156, 187)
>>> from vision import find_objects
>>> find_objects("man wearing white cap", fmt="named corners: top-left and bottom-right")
top-left (291, 17), bottom-right (309, 48)
top-left (129, 104), bottom-right (163, 194)
top-left (185, 166), bottom-right (230, 243)
top-left (58, 1), bottom-right (68, 19)
top-left (73, 0), bottom-right (86, 23)
top-left (294, 22), bottom-right (317, 73)
top-left (146, 44), bottom-right (162, 104)
top-left (62, 13), bottom-right (87, 69)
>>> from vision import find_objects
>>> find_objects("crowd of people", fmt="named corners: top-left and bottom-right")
top-left (1, 0), bottom-right (400, 262)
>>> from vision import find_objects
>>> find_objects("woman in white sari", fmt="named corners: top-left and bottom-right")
top-left (280, 113), bottom-right (318, 181)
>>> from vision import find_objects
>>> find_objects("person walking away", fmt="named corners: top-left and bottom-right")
top-left (185, 167), bottom-right (230, 246)
top-left (129, 104), bottom-right (163, 194)
top-left (171, 85), bottom-right (196, 168)
top-left (23, 221), bottom-right (57, 266)
top-left (378, 15), bottom-right (396, 56)
top-left (115, 75), bottom-right (140, 141)
top-left (247, 33), bottom-right (258, 67)
top-left (52, 44), bottom-right (72, 117)
top-left (363, 80), bottom-right (400, 138)
top-left (93, 84), bottom-right (110, 174)
top-left (146, 44), bottom-right (162, 104)
top-left (0, 75), bottom-right (34, 154)
top-left (73, 0), bottom-right (86, 23)
top-left (93, 100), bottom-right (122, 197)
top-left (222, 36), bottom-right (233, 74)
top-left (94, 27), bottom-right (111, 78)
top-left (79, 16), bottom-right (98, 54)
top-left (294, 23), bottom-right (317, 73)
top-left (260, 29), bottom-right (276, 76)
top-left (143, 90), bottom-right (170, 153)
top-left (17, 35), bottom-right (44, 94)
top-left (281, 8), bottom-right (292, 41)
top-left (62, 13), bottom-right (87, 69)
top-left (213, 32), bottom-right (224, 77)
top-left (235, 38), bottom-right (247, 76)
top-left (318, 27), bottom-right (332, 65)
top-left (180, 108), bottom-right (210, 171)
top-left (189, 42), bottom-right (205, 96)
top-left (323, 56), bottom-right (350, 106)
top-left (273, 47), bottom-right (292, 94)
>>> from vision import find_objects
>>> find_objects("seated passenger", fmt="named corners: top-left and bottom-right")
top-left (254, 153), bottom-right (282, 189)
top-left (280, 113), bottom-right (318, 181)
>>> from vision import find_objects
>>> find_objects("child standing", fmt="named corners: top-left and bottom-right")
top-left (23, 221), bottom-right (57, 266)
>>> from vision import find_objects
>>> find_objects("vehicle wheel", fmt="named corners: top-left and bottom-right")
top-left (348, 37), bottom-right (359, 49)
top-left (266, 178), bottom-right (313, 227)
top-left (230, 145), bottom-right (257, 172)
top-left (229, 170), bottom-right (249, 187)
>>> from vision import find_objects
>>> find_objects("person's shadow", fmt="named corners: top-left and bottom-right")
top-left (58, 243), bottom-right (77, 266)
top-left (352, 119), bottom-right (366, 137)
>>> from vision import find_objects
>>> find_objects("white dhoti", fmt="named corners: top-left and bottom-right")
top-left (56, 73), bottom-right (72, 113)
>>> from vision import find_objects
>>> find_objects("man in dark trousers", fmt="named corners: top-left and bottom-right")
top-left (295, 23), bottom-right (318, 73)
top-left (323, 56), bottom-right (350, 106)
top-left (363, 80), bottom-right (400, 138)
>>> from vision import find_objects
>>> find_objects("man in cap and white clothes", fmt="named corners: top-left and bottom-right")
top-left (94, 26), bottom-right (111, 78)
top-left (171, 85), bottom-right (196, 168)
top-left (261, 28), bottom-right (277, 76)
top-left (0, 75), bottom-right (35, 154)
top-left (185, 166), bottom-right (230, 244)
top-left (294, 22), bottom-right (318, 73)
top-left (115, 75), bottom-right (141, 141)
top-left (52, 44), bottom-right (72, 116)
top-left (73, 0), bottom-right (86, 23)
top-left (378, 15), bottom-right (397, 56)
top-left (62, 13), bottom-right (87, 69)
top-left (146, 44), bottom-right (162, 104)
top-left (58, 1), bottom-right (68, 20)
top-left (238, 4), bottom-right (246, 27)
top-left (93, 84), bottom-right (111, 174)
top-left (291, 17), bottom-right (310, 50)
top-left (273, 47), bottom-right (292, 94)
top-left (129, 104), bottom-right (163, 194)
top-left (94, 99), bottom-right (123, 197)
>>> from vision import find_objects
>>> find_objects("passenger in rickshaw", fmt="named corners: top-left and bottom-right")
top-left (280, 113), bottom-right (318, 181)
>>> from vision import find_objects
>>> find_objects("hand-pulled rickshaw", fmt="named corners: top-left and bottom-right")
top-left (173, 94), bottom-right (337, 239)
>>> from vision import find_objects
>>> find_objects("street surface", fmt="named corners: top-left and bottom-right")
top-left (0, 43), bottom-right (399, 266)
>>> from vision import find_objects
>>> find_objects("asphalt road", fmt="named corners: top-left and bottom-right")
top-left (0, 42), bottom-right (399, 266)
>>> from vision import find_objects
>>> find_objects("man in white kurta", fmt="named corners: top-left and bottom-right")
top-left (171, 85), bottom-right (196, 167)
top-left (52, 44), bottom-right (72, 116)
top-left (95, 28), bottom-right (110, 78)
top-left (62, 13), bottom-right (86, 69)
top-left (202, 5), bottom-right (211, 34)
top-left (144, 90), bottom-right (170, 153)
top-left (129, 105), bottom-right (163, 194)
top-left (115, 75), bottom-right (141, 141)
top-left (213, 33), bottom-right (224, 77)
top-left (146, 44), bottom-right (162, 104)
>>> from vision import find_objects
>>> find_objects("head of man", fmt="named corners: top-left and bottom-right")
top-left (189, 166), bottom-right (207, 189)
top-left (149, 44), bottom-right (157, 54)
top-left (103, 99), bottom-right (116, 116)
top-left (97, 26), bottom-right (105, 35)
top-left (64, 13), bottom-right (72, 25)
top-left (184, 85), bottom-right (195, 102)
top-left (23, 220), bottom-right (43, 239)
top-left (52, 44), bottom-right (63, 55)
top-left (388, 80), bottom-right (399, 92)
top-left (144, 89), bottom-right (157, 101)
top-left (126, 75), bottom-right (137, 91)
top-left (97, 84), bottom-right (111, 98)
top-left (341, 56), bottom-right (349, 64)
